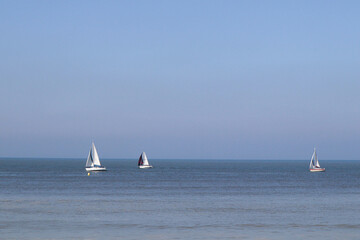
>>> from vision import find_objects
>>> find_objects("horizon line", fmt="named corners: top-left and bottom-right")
top-left (0, 157), bottom-right (358, 161)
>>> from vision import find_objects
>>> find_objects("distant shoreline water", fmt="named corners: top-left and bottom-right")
top-left (1, 159), bottom-right (359, 240)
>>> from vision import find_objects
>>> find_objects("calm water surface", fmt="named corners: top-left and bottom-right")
top-left (0, 159), bottom-right (360, 239)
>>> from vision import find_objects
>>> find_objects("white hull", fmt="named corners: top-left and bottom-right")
top-left (138, 165), bottom-right (153, 169)
top-left (309, 168), bottom-right (325, 172)
top-left (86, 166), bottom-right (107, 171)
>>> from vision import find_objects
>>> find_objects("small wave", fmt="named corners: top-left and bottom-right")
top-left (334, 224), bottom-right (360, 229)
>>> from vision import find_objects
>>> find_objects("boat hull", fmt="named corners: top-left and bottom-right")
top-left (309, 168), bottom-right (325, 172)
top-left (86, 166), bottom-right (107, 171)
top-left (138, 165), bottom-right (153, 169)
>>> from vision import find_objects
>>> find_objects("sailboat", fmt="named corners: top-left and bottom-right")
top-left (85, 142), bottom-right (107, 171)
top-left (309, 148), bottom-right (325, 172)
top-left (138, 152), bottom-right (153, 169)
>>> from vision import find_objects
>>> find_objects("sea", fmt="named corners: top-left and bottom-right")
top-left (0, 159), bottom-right (360, 240)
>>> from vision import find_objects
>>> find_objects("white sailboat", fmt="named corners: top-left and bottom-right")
top-left (138, 152), bottom-right (153, 169)
top-left (85, 142), bottom-right (107, 171)
top-left (309, 148), bottom-right (325, 172)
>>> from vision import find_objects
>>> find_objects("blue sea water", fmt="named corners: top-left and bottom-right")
top-left (0, 159), bottom-right (360, 239)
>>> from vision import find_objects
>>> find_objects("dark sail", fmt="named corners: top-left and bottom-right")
top-left (138, 155), bottom-right (143, 166)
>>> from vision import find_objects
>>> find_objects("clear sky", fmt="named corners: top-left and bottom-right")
top-left (0, 0), bottom-right (359, 160)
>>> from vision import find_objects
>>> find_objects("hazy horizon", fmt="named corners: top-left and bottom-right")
top-left (0, 156), bottom-right (358, 162)
top-left (1, 1), bottom-right (359, 160)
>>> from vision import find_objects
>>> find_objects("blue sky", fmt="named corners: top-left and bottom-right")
top-left (0, 0), bottom-right (359, 159)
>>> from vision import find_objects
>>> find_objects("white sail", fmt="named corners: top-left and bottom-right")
top-left (313, 148), bottom-right (321, 168)
top-left (310, 148), bottom-right (322, 169)
top-left (309, 148), bottom-right (325, 172)
top-left (315, 158), bottom-right (321, 168)
top-left (138, 152), bottom-right (152, 168)
top-left (91, 143), bottom-right (101, 166)
top-left (85, 142), bottom-right (106, 171)
top-left (86, 149), bottom-right (93, 167)
top-left (309, 150), bottom-right (315, 169)
top-left (141, 152), bottom-right (150, 166)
